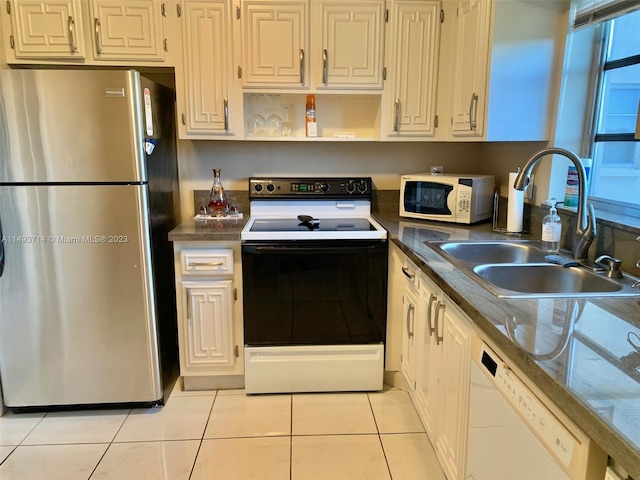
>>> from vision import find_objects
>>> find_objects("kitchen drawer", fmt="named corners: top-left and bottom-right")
top-left (180, 249), bottom-right (234, 276)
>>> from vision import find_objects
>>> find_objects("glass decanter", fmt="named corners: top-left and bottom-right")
top-left (208, 168), bottom-right (228, 217)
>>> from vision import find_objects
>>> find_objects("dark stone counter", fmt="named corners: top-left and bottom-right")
top-left (375, 214), bottom-right (640, 478)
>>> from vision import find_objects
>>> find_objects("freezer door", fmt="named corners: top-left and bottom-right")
top-left (0, 70), bottom-right (146, 183)
top-left (0, 184), bottom-right (162, 406)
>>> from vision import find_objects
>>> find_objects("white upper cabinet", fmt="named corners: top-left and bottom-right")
top-left (89, 0), bottom-right (165, 61)
top-left (3, 0), bottom-right (178, 65)
top-left (442, 0), bottom-right (564, 141)
top-left (237, 0), bottom-right (385, 91)
top-left (449, 0), bottom-right (489, 137)
top-left (313, 0), bottom-right (385, 89)
top-left (6, 0), bottom-right (86, 59)
top-left (177, 0), bottom-right (235, 137)
top-left (238, 0), bottom-right (309, 88)
top-left (383, 0), bottom-right (441, 139)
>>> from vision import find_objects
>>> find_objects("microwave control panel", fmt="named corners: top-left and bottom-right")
top-left (456, 189), bottom-right (472, 219)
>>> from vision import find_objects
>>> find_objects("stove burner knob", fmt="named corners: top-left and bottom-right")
top-left (266, 184), bottom-right (275, 192)
top-left (345, 181), bottom-right (356, 193)
top-left (254, 184), bottom-right (263, 192)
top-left (357, 181), bottom-right (368, 193)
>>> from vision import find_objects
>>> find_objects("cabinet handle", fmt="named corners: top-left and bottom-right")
top-left (406, 303), bottom-right (415, 339)
top-left (434, 301), bottom-right (445, 345)
top-left (469, 93), bottom-right (479, 130)
top-left (401, 266), bottom-right (414, 281)
top-left (223, 97), bottom-right (229, 131)
top-left (68, 16), bottom-right (77, 52)
top-left (181, 113), bottom-right (186, 125)
top-left (94, 18), bottom-right (102, 54)
top-left (185, 288), bottom-right (191, 323)
top-left (427, 293), bottom-right (437, 336)
top-left (393, 98), bottom-right (400, 132)
top-left (322, 49), bottom-right (328, 84)
top-left (187, 261), bottom-right (224, 268)
top-left (299, 49), bottom-right (305, 84)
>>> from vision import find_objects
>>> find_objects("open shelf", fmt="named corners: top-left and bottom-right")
top-left (242, 93), bottom-right (382, 141)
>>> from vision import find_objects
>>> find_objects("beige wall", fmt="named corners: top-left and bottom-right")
top-left (176, 139), bottom-right (548, 220)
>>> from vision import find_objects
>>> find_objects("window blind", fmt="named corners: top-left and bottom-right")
top-left (573, 0), bottom-right (640, 28)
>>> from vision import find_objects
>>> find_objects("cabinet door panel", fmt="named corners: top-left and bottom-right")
top-left (9, 0), bottom-right (85, 58)
top-left (181, 0), bottom-right (233, 135)
top-left (435, 302), bottom-right (471, 480)
top-left (385, 1), bottom-right (440, 137)
top-left (416, 288), bottom-right (441, 441)
top-left (241, 0), bottom-right (308, 87)
top-left (318, 1), bottom-right (384, 88)
top-left (450, 0), bottom-right (490, 137)
top-left (90, 0), bottom-right (164, 61)
top-left (183, 281), bottom-right (235, 371)
top-left (401, 286), bottom-right (419, 390)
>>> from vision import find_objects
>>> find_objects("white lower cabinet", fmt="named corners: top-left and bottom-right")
top-left (400, 254), bottom-right (421, 391)
top-left (432, 293), bottom-right (471, 480)
top-left (173, 242), bottom-right (244, 389)
top-left (393, 245), bottom-right (471, 480)
top-left (181, 280), bottom-right (235, 370)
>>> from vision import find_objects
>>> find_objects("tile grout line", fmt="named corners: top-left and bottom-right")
top-left (290, 394), bottom-right (294, 480)
top-left (188, 390), bottom-right (218, 480)
top-left (367, 392), bottom-right (394, 480)
top-left (0, 410), bottom-right (51, 470)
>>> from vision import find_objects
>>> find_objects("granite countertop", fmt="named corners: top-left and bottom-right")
top-left (168, 216), bottom-right (248, 242)
top-left (374, 213), bottom-right (640, 478)
top-left (168, 212), bottom-right (640, 476)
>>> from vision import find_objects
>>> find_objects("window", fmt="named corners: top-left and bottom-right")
top-left (587, 7), bottom-right (640, 215)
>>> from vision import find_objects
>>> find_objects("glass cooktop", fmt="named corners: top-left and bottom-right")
top-left (249, 218), bottom-right (377, 232)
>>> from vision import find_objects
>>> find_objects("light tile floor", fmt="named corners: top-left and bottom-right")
top-left (0, 384), bottom-right (447, 480)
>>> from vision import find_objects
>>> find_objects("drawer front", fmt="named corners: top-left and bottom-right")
top-left (401, 257), bottom-right (420, 291)
top-left (180, 249), bottom-right (234, 276)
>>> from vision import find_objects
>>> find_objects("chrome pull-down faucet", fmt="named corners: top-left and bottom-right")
top-left (513, 147), bottom-right (597, 262)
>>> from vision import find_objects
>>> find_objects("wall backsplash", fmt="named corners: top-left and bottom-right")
top-left (176, 139), bottom-right (547, 221)
top-left (190, 187), bottom-right (639, 276)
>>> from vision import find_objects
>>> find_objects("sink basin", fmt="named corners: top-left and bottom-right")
top-left (427, 240), bottom-right (640, 299)
top-left (433, 241), bottom-right (548, 264)
top-left (472, 263), bottom-right (634, 298)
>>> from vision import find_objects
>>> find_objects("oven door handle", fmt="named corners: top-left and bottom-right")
top-left (243, 245), bottom-right (383, 255)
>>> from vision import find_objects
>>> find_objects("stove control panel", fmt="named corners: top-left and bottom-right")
top-left (249, 177), bottom-right (372, 199)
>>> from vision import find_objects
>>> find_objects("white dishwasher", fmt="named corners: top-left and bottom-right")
top-left (466, 336), bottom-right (607, 480)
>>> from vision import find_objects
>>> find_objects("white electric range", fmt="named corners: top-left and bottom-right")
top-left (240, 177), bottom-right (388, 394)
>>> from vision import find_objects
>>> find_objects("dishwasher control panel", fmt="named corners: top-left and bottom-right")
top-left (479, 345), bottom-right (577, 468)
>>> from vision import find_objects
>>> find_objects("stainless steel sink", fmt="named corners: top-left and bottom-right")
top-left (428, 240), bottom-right (640, 299)
top-left (436, 241), bottom-right (548, 264)
top-left (472, 263), bottom-right (640, 298)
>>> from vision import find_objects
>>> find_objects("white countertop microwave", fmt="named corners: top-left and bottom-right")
top-left (400, 173), bottom-right (495, 224)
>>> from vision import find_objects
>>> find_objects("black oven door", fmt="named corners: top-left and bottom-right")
top-left (242, 240), bottom-right (387, 347)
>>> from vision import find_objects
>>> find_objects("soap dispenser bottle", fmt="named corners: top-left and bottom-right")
top-left (542, 198), bottom-right (562, 253)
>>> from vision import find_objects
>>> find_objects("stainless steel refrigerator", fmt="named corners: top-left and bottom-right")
top-left (0, 69), bottom-right (181, 409)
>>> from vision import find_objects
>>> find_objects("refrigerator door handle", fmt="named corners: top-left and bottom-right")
top-left (0, 214), bottom-right (4, 277)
